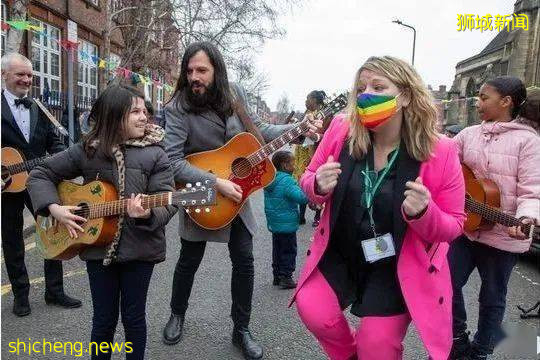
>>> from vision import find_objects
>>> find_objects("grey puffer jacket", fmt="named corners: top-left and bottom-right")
top-left (27, 128), bottom-right (177, 263)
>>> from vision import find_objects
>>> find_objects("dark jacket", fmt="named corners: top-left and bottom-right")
top-left (1, 91), bottom-right (65, 160)
top-left (264, 171), bottom-right (308, 233)
top-left (27, 127), bottom-right (177, 263)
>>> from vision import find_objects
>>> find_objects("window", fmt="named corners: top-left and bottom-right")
top-left (1, 2), bottom-right (7, 56)
top-left (156, 76), bottom-right (164, 111)
top-left (77, 40), bottom-right (98, 101)
top-left (30, 19), bottom-right (61, 98)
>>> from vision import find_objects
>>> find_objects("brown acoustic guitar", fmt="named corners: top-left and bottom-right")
top-left (35, 180), bottom-right (217, 260)
top-left (1, 147), bottom-right (48, 193)
top-left (178, 93), bottom-right (348, 230)
top-left (463, 164), bottom-right (539, 240)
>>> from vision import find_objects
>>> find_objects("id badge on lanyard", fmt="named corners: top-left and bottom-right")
top-left (360, 148), bottom-right (399, 263)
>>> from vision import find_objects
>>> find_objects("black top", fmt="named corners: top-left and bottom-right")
top-left (331, 148), bottom-right (406, 317)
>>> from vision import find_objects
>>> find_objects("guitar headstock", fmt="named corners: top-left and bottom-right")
top-left (174, 180), bottom-right (217, 214)
top-left (320, 92), bottom-right (348, 118)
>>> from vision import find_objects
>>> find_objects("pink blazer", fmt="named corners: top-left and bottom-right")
top-left (291, 115), bottom-right (466, 360)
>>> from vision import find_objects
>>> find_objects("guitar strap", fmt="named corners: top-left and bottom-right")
top-left (33, 98), bottom-right (69, 137)
top-left (230, 85), bottom-right (266, 145)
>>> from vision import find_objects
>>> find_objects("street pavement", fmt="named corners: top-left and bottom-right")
top-left (1, 191), bottom-right (539, 359)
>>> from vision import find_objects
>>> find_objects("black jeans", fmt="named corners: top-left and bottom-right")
top-left (87, 260), bottom-right (154, 360)
top-left (448, 236), bottom-right (518, 355)
top-left (272, 232), bottom-right (297, 278)
top-left (299, 204), bottom-right (321, 222)
top-left (170, 218), bottom-right (254, 328)
top-left (1, 191), bottom-right (63, 300)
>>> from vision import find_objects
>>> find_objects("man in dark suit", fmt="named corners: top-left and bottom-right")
top-left (1, 53), bottom-right (81, 317)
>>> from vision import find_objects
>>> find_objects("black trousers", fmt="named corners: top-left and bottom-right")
top-left (1, 191), bottom-right (63, 299)
top-left (170, 218), bottom-right (254, 328)
top-left (449, 236), bottom-right (518, 355)
top-left (87, 260), bottom-right (154, 360)
top-left (272, 232), bottom-right (297, 278)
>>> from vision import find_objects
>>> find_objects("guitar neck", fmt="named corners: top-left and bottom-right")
top-left (6, 156), bottom-right (46, 175)
top-left (86, 192), bottom-right (173, 219)
top-left (466, 197), bottom-right (533, 234)
top-left (248, 107), bottom-right (329, 165)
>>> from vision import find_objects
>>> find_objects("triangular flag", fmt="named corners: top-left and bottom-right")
top-left (1, 21), bottom-right (9, 31)
top-left (98, 59), bottom-right (106, 68)
top-left (6, 21), bottom-right (30, 30)
top-left (27, 24), bottom-right (44, 32)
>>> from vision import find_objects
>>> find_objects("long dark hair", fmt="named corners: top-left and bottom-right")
top-left (83, 84), bottom-right (144, 158)
top-left (485, 76), bottom-right (527, 118)
top-left (172, 41), bottom-right (233, 119)
top-left (519, 87), bottom-right (539, 125)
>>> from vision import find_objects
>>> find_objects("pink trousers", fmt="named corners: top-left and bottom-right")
top-left (296, 269), bottom-right (411, 360)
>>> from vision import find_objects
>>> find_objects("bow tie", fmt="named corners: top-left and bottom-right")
top-left (14, 97), bottom-right (33, 109)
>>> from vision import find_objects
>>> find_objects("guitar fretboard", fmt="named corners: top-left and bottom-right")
top-left (6, 157), bottom-right (46, 175)
top-left (466, 196), bottom-right (533, 234)
top-left (247, 106), bottom-right (335, 166)
top-left (79, 192), bottom-right (173, 219)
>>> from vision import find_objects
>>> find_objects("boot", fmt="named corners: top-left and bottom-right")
top-left (279, 276), bottom-right (297, 290)
top-left (163, 313), bottom-right (185, 345)
top-left (13, 297), bottom-right (31, 317)
top-left (449, 331), bottom-right (471, 359)
top-left (44, 292), bottom-right (82, 308)
top-left (272, 275), bottom-right (282, 286)
top-left (232, 326), bottom-right (263, 360)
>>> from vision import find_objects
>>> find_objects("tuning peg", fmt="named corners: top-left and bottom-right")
top-left (195, 208), bottom-right (201, 213)
top-left (185, 208), bottom-right (190, 213)
top-left (201, 186), bottom-right (206, 191)
top-left (201, 199), bottom-right (206, 204)
top-left (191, 200), bottom-right (196, 205)
top-left (186, 183), bottom-right (192, 188)
top-left (181, 189), bottom-right (187, 193)
top-left (196, 182), bottom-right (201, 187)
top-left (181, 200), bottom-right (187, 205)
top-left (205, 208), bottom-right (210, 213)
top-left (205, 180), bottom-right (210, 184)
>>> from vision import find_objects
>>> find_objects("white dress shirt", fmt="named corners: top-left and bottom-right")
top-left (4, 89), bottom-right (31, 142)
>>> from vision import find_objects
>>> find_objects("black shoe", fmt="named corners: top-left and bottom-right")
top-left (44, 293), bottom-right (82, 309)
top-left (272, 276), bottom-right (282, 286)
top-left (13, 297), bottom-right (31, 317)
top-left (450, 331), bottom-right (471, 359)
top-left (232, 327), bottom-right (263, 360)
top-left (468, 346), bottom-right (491, 360)
top-left (163, 313), bottom-right (184, 345)
top-left (279, 277), bottom-right (297, 289)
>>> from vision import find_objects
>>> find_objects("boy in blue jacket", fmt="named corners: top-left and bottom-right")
top-left (264, 151), bottom-right (308, 289)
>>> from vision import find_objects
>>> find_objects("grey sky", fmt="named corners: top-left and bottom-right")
top-left (256, 0), bottom-right (516, 111)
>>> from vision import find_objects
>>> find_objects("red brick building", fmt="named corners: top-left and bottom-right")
top-left (1, 0), bottom-right (178, 112)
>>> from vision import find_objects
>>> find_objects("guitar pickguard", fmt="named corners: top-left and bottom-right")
top-left (229, 162), bottom-right (267, 201)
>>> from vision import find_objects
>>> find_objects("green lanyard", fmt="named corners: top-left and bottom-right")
top-left (362, 147), bottom-right (399, 236)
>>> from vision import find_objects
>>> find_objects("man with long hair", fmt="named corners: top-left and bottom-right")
top-left (162, 42), bottom-right (321, 359)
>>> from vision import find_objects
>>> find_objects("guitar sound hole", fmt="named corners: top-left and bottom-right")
top-left (231, 158), bottom-right (252, 179)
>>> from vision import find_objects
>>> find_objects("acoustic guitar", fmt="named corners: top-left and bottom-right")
top-left (36, 180), bottom-right (216, 260)
top-left (463, 164), bottom-right (539, 240)
top-left (1, 147), bottom-right (48, 193)
top-left (178, 93), bottom-right (349, 230)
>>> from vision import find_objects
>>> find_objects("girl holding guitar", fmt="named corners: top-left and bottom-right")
top-left (450, 77), bottom-right (540, 360)
top-left (27, 85), bottom-right (177, 360)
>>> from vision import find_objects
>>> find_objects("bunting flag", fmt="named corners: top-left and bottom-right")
top-left (3, 20), bottom-right (176, 93)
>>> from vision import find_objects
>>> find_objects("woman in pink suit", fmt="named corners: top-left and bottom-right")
top-left (291, 56), bottom-right (466, 360)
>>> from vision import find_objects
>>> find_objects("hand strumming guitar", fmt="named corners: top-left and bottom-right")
top-left (216, 178), bottom-right (243, 204)
top-left (48, 204), bottom-right (87, 239)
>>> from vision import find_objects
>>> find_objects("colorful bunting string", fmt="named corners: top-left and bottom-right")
top-left (1, 20), bottom-right (175, 93)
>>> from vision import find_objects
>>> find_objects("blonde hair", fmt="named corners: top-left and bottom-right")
top-left (347, 56), bottom-right (439, 161)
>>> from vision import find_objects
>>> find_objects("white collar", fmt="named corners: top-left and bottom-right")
top-left (3, 88), bottom-right (28, 106)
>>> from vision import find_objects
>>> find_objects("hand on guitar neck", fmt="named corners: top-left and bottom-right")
top-left (304, 113), bottom-right (324, 141)
top-left (508, 217), bottom-right (538, 240)
top-left (216, 178), bottom-right (243, 204)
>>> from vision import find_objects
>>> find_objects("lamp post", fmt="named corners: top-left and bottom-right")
top-left (392, 19), bottom-right (416, 65)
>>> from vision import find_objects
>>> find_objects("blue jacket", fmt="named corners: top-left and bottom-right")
top-left (264, 171), bottom-right (308, 233)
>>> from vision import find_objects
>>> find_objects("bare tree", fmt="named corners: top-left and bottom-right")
top-left (100, 0), bottom-right (180, 90)
top-left (4, 0), bottom-right (30, 54)
top-left (170, 0), bottom-right (298, 95)
top-left (276, 92), bottom-right (292, 122)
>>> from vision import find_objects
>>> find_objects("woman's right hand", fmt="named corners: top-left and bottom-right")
top-left (48, 203), bottom-right (87, 239)
top-left (315, 155), bottom-right (341, 195)
top-left (216, 178), bottom-right (243, 204)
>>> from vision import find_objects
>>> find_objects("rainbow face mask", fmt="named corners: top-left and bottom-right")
top-left (356, 93), bottom-right (399, 129)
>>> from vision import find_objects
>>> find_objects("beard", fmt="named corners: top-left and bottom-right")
top-left (185, 80), bottom-right (217, 110)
